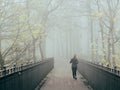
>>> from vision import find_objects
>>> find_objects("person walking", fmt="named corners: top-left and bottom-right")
top-left (70, 55), bottom-right (78, 80)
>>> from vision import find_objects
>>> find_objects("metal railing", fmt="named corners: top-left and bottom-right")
top-left (78, 59), bottom-right (120, 90)
top-left (0, 58), bottom-right (54, 90)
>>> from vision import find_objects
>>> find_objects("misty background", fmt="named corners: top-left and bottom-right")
top-left (0, 0), bottom-right (120, 69)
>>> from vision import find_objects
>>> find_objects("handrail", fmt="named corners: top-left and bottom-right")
top-left (79, 59), bottom-right (120, 76)
top-left (0, 58), bottom-right (54, 90)
top-left (0, 58), bottom-right (53, 78)
top-left (78, 59), bottom-right (120, 90)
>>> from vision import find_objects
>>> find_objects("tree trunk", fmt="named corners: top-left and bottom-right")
top-left (87, 0), bottom-right (94, 62)
top-left (90, 20), bottom-right (94, 62)
top-left (0, 51), bottom-right (4, 69)
top-left (32, 39), bottom-right (36, 62)
top-left (100, 21), bottom-right (106, 61)
top-left (107, 30), bottom-right (111, 66)
top-left (39, 41), bottom-right (44, 60)
top-left (0, 32), bottom-right (4, 69)
top-left (111, 22), bottom-right (116, 66)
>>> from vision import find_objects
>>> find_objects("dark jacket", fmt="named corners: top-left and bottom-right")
top-left (70, 58), bottom-right (78, 68)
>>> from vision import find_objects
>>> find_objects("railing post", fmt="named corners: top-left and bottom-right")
top-left (113, 66), bottom-right (117, 74)
top-left (21, 64), bottom-right (23, 70)
top-left (2, 66), bottom-right (6, 76)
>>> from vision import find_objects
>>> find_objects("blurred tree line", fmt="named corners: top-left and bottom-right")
top-left (85, 0), bottom-right (120, 68)
top-left (0, 0), bottom-right (62, 69)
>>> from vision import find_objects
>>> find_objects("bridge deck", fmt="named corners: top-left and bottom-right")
top-left (40, 58), bottom-right (91, 90)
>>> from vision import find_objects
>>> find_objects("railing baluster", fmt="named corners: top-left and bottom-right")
top-left (78, 59), bottom-right (120, 90)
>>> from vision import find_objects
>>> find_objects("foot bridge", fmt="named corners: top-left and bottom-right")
top-left (0, 58), bottom-right (120, 90)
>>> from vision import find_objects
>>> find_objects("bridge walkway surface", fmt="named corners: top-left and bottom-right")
top-left (39, 58), bottom-right (92, 90)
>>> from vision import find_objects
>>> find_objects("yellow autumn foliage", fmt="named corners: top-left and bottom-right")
top-left (91, 11), bottom-right (103, 18)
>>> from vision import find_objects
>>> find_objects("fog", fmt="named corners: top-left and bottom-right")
top-left (46, 0), bottom-right (90, 59)
top-left (0, 0), bottom-right (120, 68)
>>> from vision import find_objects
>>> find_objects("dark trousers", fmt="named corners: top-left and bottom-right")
top-left (72, 67), bottom-right (77, 78)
